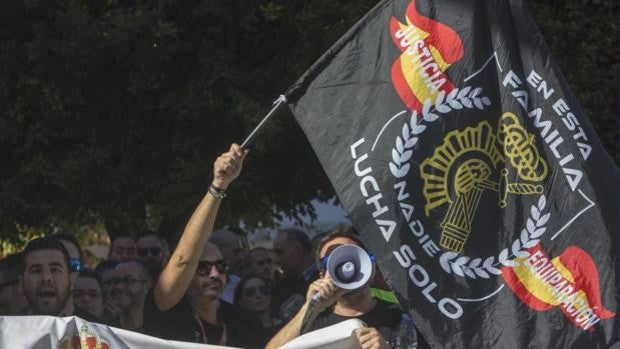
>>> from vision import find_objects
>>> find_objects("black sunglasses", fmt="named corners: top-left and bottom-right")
top-left (137, 246), bottom-right (162, 257)
top-left (243, 284), bottom-right (272, 298)
top-left (196, 260), bottom-right (229, 276)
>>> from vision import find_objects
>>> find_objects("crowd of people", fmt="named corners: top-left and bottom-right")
top-left (0, 144), bottom-right (427, 349)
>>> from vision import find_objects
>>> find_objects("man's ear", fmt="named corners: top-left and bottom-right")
top-left (67, 271), bottom-right (75, 291)
top-left (69, 271), bottom-right (78, 288)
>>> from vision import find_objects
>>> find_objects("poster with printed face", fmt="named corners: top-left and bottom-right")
top-left (285, 0), bottom-right (620, 347)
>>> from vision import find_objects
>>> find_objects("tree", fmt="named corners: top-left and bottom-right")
top-left (0, 0), bottom-right (617, 244)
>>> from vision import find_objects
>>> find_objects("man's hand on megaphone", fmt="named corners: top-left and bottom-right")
top-left (306, 274), bottom-right (347, 311)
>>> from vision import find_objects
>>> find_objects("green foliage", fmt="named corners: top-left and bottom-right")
top-left (527, 0), bottom-right (619, 156)
top-left (0, 0), bottom-right (617, 242)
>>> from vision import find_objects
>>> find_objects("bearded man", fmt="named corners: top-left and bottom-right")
top-left (109, 260), bottom-right (153, 330)
top-left (267, 228), bottom-right (428, 349)
top-left (20, 237), bottom-right (100, 322)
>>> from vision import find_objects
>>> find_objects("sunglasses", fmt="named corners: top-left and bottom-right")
top-left (69, 257), bottom-right (81, 272)
top-left (243, 284), bottom-right (272, 298)
top-left (319, 249), bottom-right (376, 271)
top-left (137, 246), bottom-right (162, 257)
top-left (196, 260), bottom-right (229, 276)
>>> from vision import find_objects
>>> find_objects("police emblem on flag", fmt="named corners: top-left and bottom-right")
top-left (286, 0), bottom-right (619, 347)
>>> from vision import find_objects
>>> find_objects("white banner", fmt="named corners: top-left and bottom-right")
top-left (0, 316), bottom-right (237, 349)
top-left (280, 319), bottom-right (364, 349)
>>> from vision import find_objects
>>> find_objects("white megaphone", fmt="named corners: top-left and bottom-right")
top-left (311, 244), bottom-right (373, 303)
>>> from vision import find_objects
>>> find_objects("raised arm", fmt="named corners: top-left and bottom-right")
top-left (154, 143), bottom-right (247, 311)
top-left (266, 274), bottom-right (343, 349)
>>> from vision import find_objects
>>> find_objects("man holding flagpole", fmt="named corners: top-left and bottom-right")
top-left (140, 143), bottom-right (256, 347)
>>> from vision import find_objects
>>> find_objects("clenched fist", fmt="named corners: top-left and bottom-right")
top-left (305, 274), bottom-right (347, 312)
top-left (212, 143), bottom-right (248, 189)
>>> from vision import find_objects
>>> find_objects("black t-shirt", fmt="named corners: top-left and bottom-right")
top-left (106, 317), bottom-right (144, 333)
top-left (141, 290), bottom-right (258, 348)
top-left (272, 274), bottom-right (310, 321)
top-left (231, 304), bottom-right (284, 348)
top-left (74, 306), bottom-right (105, 324)
top-left (17, 306), bottom-right (104, 325)
top-left (308, 299), bottom-right (430, 349)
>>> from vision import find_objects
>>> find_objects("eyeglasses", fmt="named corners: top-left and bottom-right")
top-left (137, 246), bottom-right (162, 257)
top-left (113, 247), bottom-right (136, 256)
top-left (72, 289), bottom-right (101, 299)
top-left (69, 257), bottom-right (81, 272)
top-left (196, 260), bottom-right (229, 276)
top-left (243, 284), bottom-right (272, 298)
top-left (104, 277), bottom-right (147, 287)
top-left (318, 249), bottom-right (376, 271)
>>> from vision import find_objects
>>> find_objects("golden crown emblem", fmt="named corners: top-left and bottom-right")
top-left (421, 112), bottom-right (547, 253)
top-left (57, 324), bottom-right (110, 349)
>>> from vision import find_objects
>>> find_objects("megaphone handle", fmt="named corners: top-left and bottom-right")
top-left (301, 293), bottom-right (323, 335)
top-left (310, 292), bottom-right (321, 303)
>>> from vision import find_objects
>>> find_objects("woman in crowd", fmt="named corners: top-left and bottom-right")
top-left (235, 276), bottom-right (283, 347)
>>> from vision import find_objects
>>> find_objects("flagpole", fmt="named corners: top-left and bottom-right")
top-left (240, 94), bottom-right (288, 149)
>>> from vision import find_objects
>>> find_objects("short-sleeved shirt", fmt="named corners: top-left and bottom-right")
top-left (141, 290), bottom-right (257, 348)
top-left (308, 299), bottom-right (430, 349)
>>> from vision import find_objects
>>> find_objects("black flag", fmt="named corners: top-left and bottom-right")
top-left (285, 0), bottom-right (619, 347)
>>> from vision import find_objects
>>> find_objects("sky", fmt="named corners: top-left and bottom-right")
top-left (247, 198), bottom-right (351, 246)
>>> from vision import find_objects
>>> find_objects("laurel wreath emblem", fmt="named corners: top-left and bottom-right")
top-left (389, 86), bottom-right (491, 178)
top-left (386, 86), bottom-right (547, 280)
top-left (439, 195), bottom-right (550, 279)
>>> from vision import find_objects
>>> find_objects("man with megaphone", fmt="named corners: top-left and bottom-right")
top-left (267, 227), bottom-right (425, 349)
